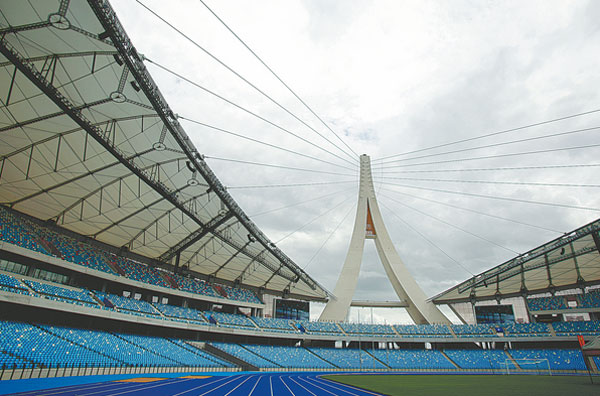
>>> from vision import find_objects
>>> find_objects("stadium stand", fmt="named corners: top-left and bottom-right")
top-left (339, 322), bottom-right (396, 335)
top-left (296, 321), bottom-right (343, 336)
top-left (1, 322), bottom-right (121, 368)
top-left (451, 324), bottom-right (495, 337)
top-left (309, 347), bottom-right (388, 369)
top-left (0, 209), bottom-right (49, 256)
top-left (510, 349), bottom-right (586, 370)
top-left (172, 273), bottom-right (220, 298)
top-left (444, 349), bottom-right (510, 370)
top-left (577, 290), bottom-right (600, 309)
top-left (115, 333), bottom-right (230, 368)
top-left (501, 322), bottom-right (551, 337)
top-left (242, 344), bottom-right (334, 369)
top-left (153, 302), bottom-right (208, 323)
top-left (0, 273), bottom-right (30, 295)
top-left (211, 343), bottom-right (281, 368)
top-left (0, 207), bottom-right (262, 305)
top-left (371, 349), bottom-right (455, 370)
top-left (552, 321), bottom-right (600, 336)
top-left (93, 291), bottom-right (158, 316)
top-left (527, 296), bottom-right (568, 311)
top-left (394, 324), bottom-right (453, 337)
top-left (23, 280), bottom-right (98, 308)
top-left (208, 311), bottom-right (256, 328)
top-left (251, 316), bottom-right (298, 333)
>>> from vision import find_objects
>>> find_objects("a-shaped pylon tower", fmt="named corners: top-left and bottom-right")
top-left (319, 155), bottom-right (449, 324)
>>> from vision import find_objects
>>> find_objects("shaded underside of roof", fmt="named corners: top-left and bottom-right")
top-left (0, 0), bottom-right (328, 301)
top-left (432, 217), bottom-right (600, 304)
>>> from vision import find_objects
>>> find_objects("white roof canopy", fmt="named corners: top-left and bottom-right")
top-left (432, 218), bottom-right (600, 304)
top-left (0, 0), bottom-right (328, 301)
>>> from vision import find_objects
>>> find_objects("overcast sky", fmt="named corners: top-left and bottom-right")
top-left (111, 0), bottom-right (600, 323)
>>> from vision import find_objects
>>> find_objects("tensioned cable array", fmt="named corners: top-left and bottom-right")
top-left (373, 175), bottom-right (600, 189)
top-left (204, 156), bottom-right (356, 177)
top-left (380, 183), bottom-right (600, 212)
top-left (135, 0), bottom-right (357, 166)
top-left (302, 203), bottom-right (357, 270)
top-left (376, 107), bottom-right (600, 161)
top-left (195, 0), bottom-right (359, 159)
top-left (375, 142), bottom-right (600, 169)
top-left (375, 125), bottom-right (600, 165)
top-left (380, 194), bottom-right (519, 254)
top-left (377, 163), bottom-right (600, 174)
top-left (249, 186), bottom-right (357, 218)
top-left (275, 194), bottom-right (356, 244)
top-left (227, 181), bottom-right (355, 190)
top-left (378, 189), bottom-right (563, 234)
top-left (148, 60), bottom-right (356, 168)
top-left (129, 0), bottom-right (600, 283)
top-left (379, 201), bottom-right (474, 276)
top-left (179, 116), bottom-right (356, 171)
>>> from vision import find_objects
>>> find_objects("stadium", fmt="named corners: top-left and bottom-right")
top-left (0, 1), bottom-right (599, 395)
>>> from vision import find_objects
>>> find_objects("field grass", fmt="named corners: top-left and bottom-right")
top-left (322, 374), bottom-right (599, 396)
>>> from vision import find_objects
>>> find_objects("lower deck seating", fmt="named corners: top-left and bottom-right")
top-left (309, 347), bottom-right (388, 369)
top-left (0, 321), bottom-right (231, 369)
top-left (242, 344), bottom-right (334, 369)
top-left (444, 349), bottom-right (510, 369)
top-left (370, 349), bottom-right (455, 370)
top-left (211, 342), bottom-right (280, 368)
top-left (509, 349), bottom-right (586, 370)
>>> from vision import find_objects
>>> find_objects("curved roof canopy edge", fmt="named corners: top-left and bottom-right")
top-left (0, 0), bottom-right (329, 301)
top-left (431, 217), bottom-right (600, 304)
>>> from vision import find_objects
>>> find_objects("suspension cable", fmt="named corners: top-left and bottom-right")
top-left (379, 200), bottom-right (474, 276)
top-left (204, 155), bottom-right (357, 177)
top-left (302, 202), bottom-right (356, 270)
top-left (179, 116), bottom-right (355, 171)
top-left (372, 175), bottom-right (600, 189)
top-left (376, 163), bottom-right (600, 174)
top-left (380, 194), bottom-right (519, 254)
top-left (376, 142), bottom-right (600, 170)
top-left (249, 186), bottom-right (356, 218)
top-left (382, 189), bottom-right (563, 234)
top-left (380, 183), bottom-right (600, 212)
top-left (227, 180), bottom-right (356, 190)
top-left (195, 0), bottom-right (360, 159)
top-left (377, 125), bottom-right (600, 165)
top-left (135, 0), bottom-right (357, 165)
top-left (376, 108), bottom-right (600, 161)
top-left (147, 59), bottom-right (357, 168)
top-left (275, 194), bottom-right (355, 244)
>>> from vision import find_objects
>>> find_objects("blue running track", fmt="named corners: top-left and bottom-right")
top-left (1, 373), bottom-right (384, 396)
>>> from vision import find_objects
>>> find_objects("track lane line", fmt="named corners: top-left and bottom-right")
top-left (81, 378), bottom-right (194, 396)
top-left (9, 380), bottom-right (128, 396)
top-left (170, 376), bottom-right (233, 396)
top-left (301, 375), bottom-right (367, 396)
top-left (222, 374), bottom-right (254, 396)
top-left (312, 375), bottom-right (385, 396)
top-left (248, 375), bottom-right (261, 396)
top-left (287, 375), bottom-right (319, 396)
top-left (279, 375), bottom-right (298, 396)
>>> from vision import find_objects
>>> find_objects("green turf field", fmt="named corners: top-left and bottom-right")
top-left (322, 374), bottom-right (599, 396)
